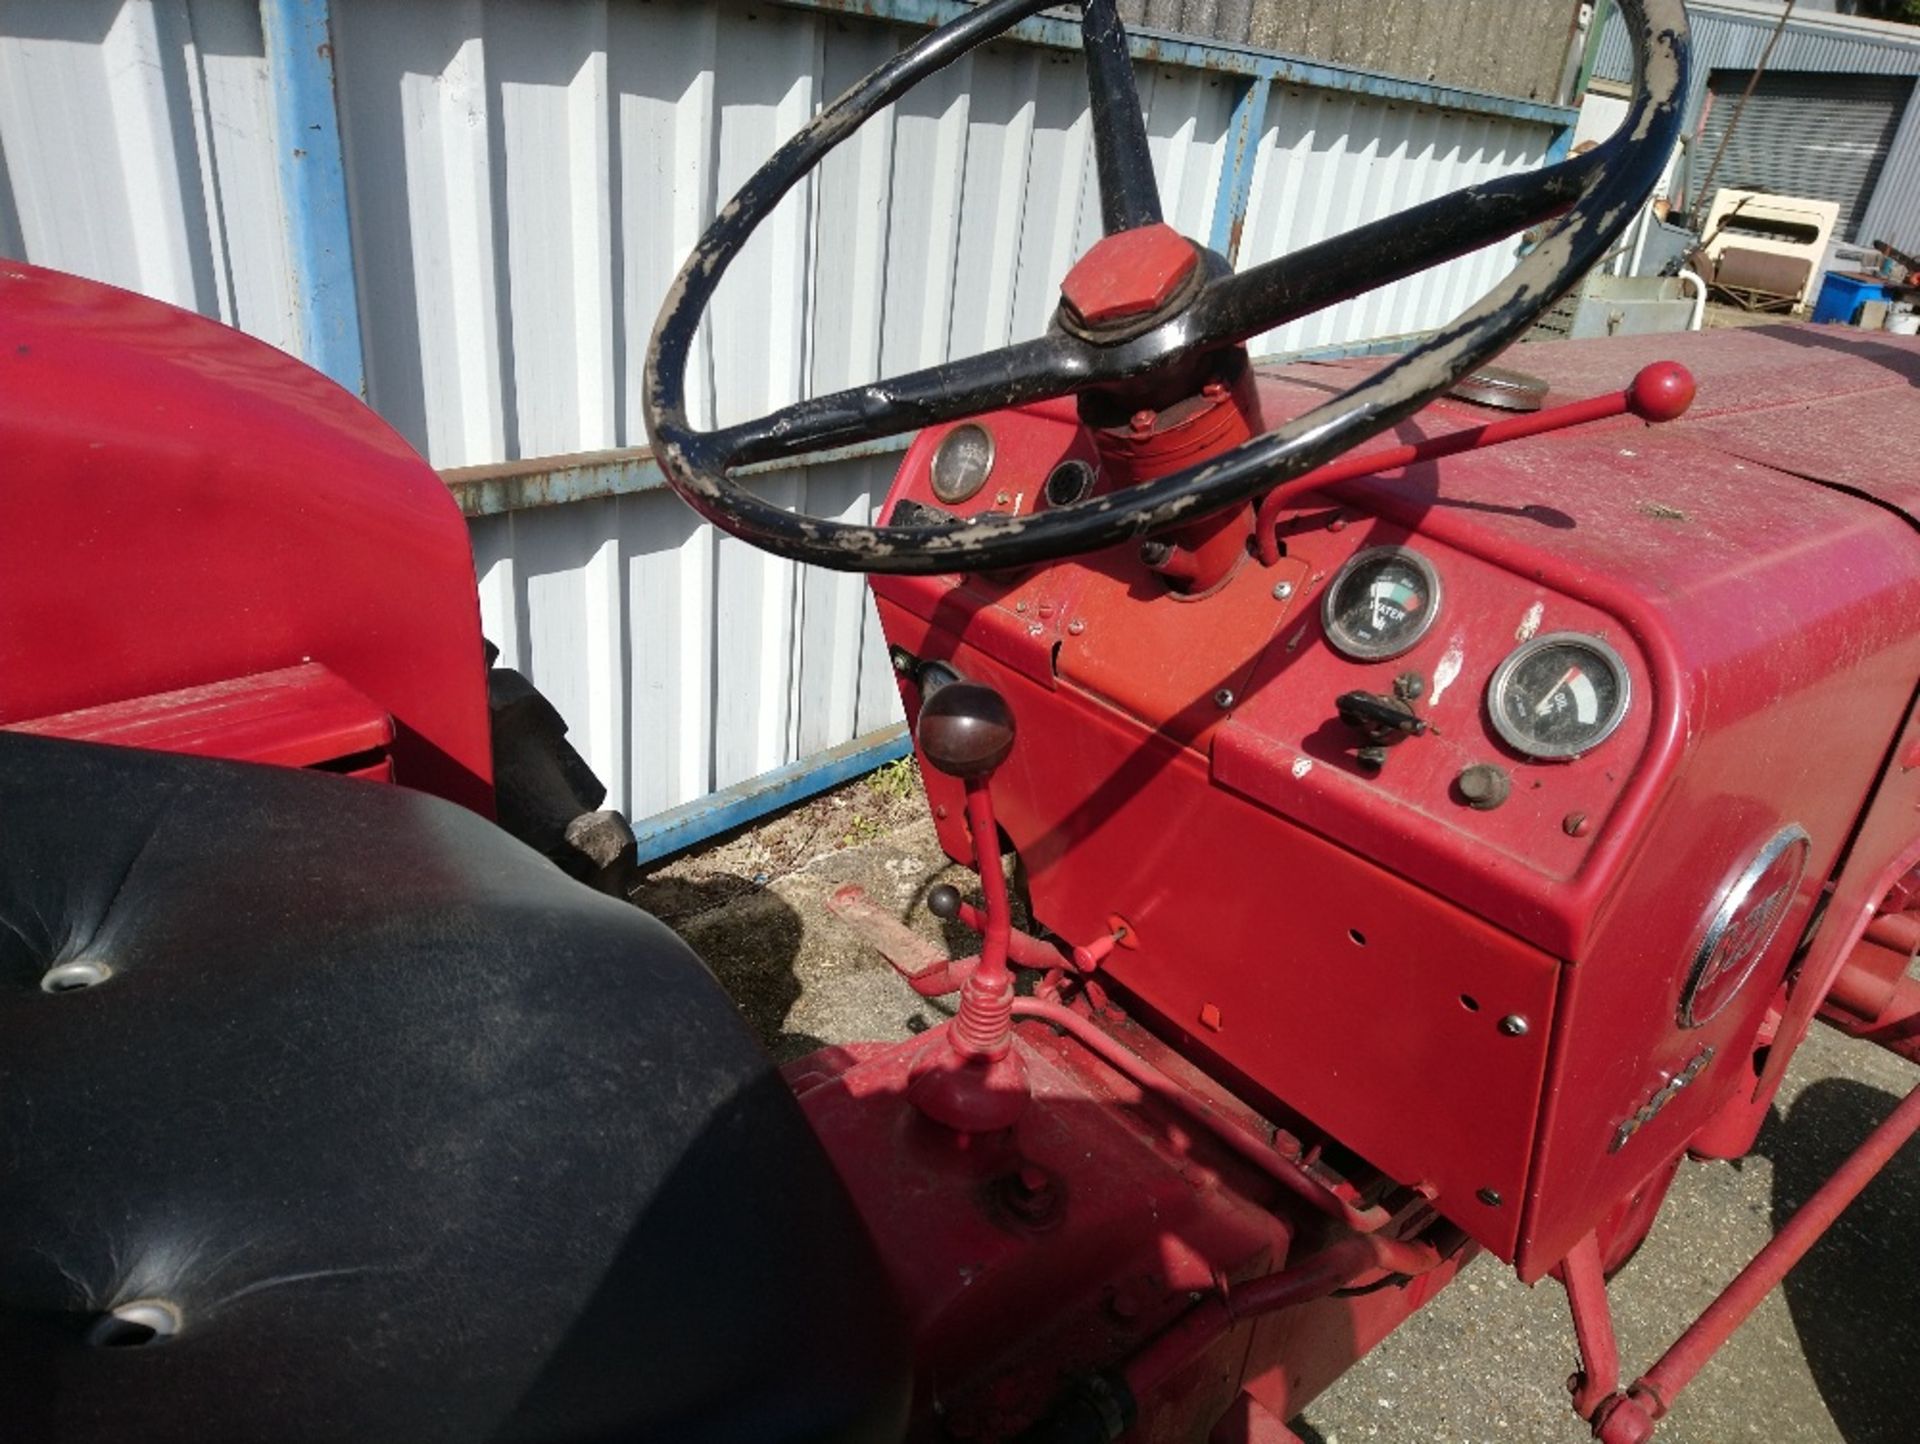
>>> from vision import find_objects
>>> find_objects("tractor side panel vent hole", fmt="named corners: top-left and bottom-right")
top-left (1460, 994), bottom-right (1481, 1012)
top-left (1348, 929), bottom-right (1366, 947)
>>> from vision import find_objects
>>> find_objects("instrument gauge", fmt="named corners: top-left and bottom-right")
top-left (1488, 632), bottom-right (1631, 760)
top-left (1322, 547), bottom-right (1443, 661)
top-left (929, 423), bottom-right (996, 504)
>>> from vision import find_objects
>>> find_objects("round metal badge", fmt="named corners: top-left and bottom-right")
top-left (1679, 825), bottom-right (1811, 1029)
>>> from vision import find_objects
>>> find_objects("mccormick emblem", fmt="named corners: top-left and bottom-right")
top-left (1679, 825), bottom-right (1811, 1030)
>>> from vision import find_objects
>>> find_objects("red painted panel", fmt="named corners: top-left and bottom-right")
top-left (878, 595), bottom-right (1561, 1260)
top-left (0, 263), bottom-right (490, 812)
top-left (1215, 508), bottom-right (1655, 960)
top-left (877, 400), bottom-right (1101, 692)
top-left (1055, 548), bottom-right (1314, 751)
top-left (792, 1025), bottom-right (1292, 1441)
top-left (8, 663), bottom-right (392, 771)
top-left (1758, 692), bottom-right (1920, 1111)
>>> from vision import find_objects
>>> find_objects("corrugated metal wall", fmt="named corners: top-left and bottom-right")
top-left (1121, 0), bottom-right (1583, 102)
top-left (1595, 0), bottom-right (1920, 247)
top-left (1238, 91), bottom-right (1549, 355)
top-left (0, 1), bottom-right (298, 353)
top-left (0, 0), bottom-right (1566, 832)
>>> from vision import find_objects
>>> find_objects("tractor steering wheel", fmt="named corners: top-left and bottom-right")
top-left (643, 0), bottom-right (1688, 576)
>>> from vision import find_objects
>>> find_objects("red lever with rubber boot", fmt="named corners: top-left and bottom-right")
top-left (905, 681), bottom-right (1031, 1133)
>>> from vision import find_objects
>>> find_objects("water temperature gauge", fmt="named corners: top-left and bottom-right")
top-left (1322, 547), bottom-right (1443, 661)
top-left (1488, 632), bottom-right (1632, 759)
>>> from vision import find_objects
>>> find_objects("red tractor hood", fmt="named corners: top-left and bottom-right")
top-left (1256, 325), bottom-right (1920, 530)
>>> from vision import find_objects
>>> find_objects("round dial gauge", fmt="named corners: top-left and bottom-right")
top-left (929, 423), bottom-right (996, 504)
top-left (1321, 547), bottom-right (1443, 661)
top-left (1488, 632), bottom-right (1632, 759)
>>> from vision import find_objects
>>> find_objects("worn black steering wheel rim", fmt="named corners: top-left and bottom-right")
top-left (643, 0), bottom-right (1690, 576)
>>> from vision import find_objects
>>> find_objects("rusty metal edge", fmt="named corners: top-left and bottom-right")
top-left (769, 0), bottom-right (1580, 129)
top-left (443, 434), bottom-right (915, 518)
top-left (443, 335), bottom-right (1442, 518)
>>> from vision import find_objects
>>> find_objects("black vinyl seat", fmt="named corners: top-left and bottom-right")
top-left (0, 732), bottom-right (909, 1444)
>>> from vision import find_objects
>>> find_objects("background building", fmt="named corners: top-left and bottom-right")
top-left (1592, 0), bottom-right (1920, 248)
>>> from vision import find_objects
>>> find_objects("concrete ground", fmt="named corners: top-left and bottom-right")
top-left (632, 768), bottom-right (1918, 1444)
top-left (1703, 300), bottom-right (1800, 332)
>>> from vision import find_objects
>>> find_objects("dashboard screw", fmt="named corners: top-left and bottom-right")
top-left (1068, 619), bottom-right (1086, 635)
top-left (1499, 1014), bottom-right (1530, 1037)
top-left (1027, 622), bottom-right (1044, 637)
top-left (1214, 689), bottom-right (1235, 710)
top-left (1477, 1188), bottom-right (1503, 1208)
top-left (1563, 811), bottom-right (1592, 838)
top-left (1272, 581), bottom-right (1295, 601)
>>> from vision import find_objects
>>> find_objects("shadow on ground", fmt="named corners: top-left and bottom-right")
top-left (635, 875), bottom-right (826, 1060)
top-left (629, 768), bottom-right (973, 1065)
top-left (1766, 1076), bottom-right (1920, 1444)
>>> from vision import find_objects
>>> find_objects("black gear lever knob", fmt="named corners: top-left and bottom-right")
top-left (917, 681), bottom-right (1016, 779)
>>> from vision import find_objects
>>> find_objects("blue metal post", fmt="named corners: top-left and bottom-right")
top-left (1209, 75), bottom-right (1270, 264)
top-left (260, 0), bottom-right (366, 397)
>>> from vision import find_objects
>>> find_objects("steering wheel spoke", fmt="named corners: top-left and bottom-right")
top-left (1189, 147), bottom-right (1609, 351)
top-left (705, 335), bottom-right (1097, 471)
top-left (1081, 0), bottom-right (1165, 236)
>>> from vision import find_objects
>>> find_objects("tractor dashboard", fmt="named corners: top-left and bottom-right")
top-left (873, 327), bottom-right (1920, 1266)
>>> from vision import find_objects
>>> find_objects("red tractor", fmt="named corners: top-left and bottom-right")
top-left (3, 1), bottom-right (1916, 1440)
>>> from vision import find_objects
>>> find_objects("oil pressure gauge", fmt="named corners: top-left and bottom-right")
top-left (1322, 547), bottom-right (1443, 661)
top-left (1488, 632), bottom-right (1631, 759)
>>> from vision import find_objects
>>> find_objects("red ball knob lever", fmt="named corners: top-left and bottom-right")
top-left (1627, 361), bottom-right (1696, 423)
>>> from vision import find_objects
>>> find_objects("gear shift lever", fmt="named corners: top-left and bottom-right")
top-left (908, 681), bottom-right (1029, 1132)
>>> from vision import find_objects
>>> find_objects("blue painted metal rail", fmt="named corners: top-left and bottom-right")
top-left (631, 725), bottom-right (914, 867)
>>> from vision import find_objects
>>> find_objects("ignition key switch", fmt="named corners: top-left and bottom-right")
top-left (1335, 690), bottom-right (1428, 772)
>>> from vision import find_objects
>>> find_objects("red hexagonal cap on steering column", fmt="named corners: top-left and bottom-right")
top-left (1059, 222), bottom-right (1201, 332)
